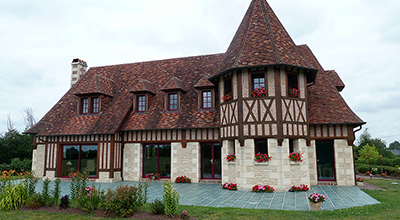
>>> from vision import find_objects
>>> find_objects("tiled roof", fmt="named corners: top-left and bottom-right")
top-left (325, 70), bottom-right (345, 92)
top-left (74, 74), bottom-right (114, 97)
top-left (194, 74), bottom-right (214, 88)
top-left (130, 79), bottom-right (156, 94)
top-left (217, 0), bottom-right (316, 75)
top-left (161, 77), bottom-right (186, 92)
top-left (298, 45), bottom-right (364, 125)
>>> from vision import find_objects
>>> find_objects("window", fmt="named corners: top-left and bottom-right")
top-left (168, 93), bottom-right (178, 111)
top-left (255, 140), bottom-right (268, 155)
top-left (288, 74), bottom-right (298, 90)
top-left (289, 139), bottom-right (294, 153)
top-left (224, 78), bottom-right (232, 95)
top-left (252, 75), bottom-right (265, 90)
top-left (60, 145), bottom-right (97, 177)
top-left (202, 91), bottom-right (212, 109)
top-left (91, 97), bottom-right (99, 114)
top-left (81, 98), bottom-right (89, 114)
top-left (137, 95), bottom-right (146, 112)
top-left (143, 144), bottom-right (171, 177)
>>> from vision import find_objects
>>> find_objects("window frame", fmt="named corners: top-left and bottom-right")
top-left (288, 73), bottom-right (299, 90)
top-left (81, 98), bottom-right (89, 114)
top-left (255, 139), bottom-right (268, 155)
top-left (136, 94), bottom-right (146, 112)
top-left (91, 97), bottom-right (99, 114)
top-left (168, 93), bottom-right (178, 111)
top-left (201, 90), bottom-right (213, 110)
top-left (59, 144), bottom-right (98, 178)
top-left (142, 143), bottom-right (171, 178)
top-left (252, 74), bottom-right (266, 91)
top-left (224, 78), bottom-right (233, 95)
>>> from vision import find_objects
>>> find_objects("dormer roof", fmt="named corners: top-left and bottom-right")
top-left (195, 74), bottom-right (214, 89)
top-left (161, 76), bottom-right (186, 92)
top-left (217, 0), bottom-right (316, 76)
top-left (74, 74), bottom-right (114, 97)
top-left (130, 79), bottom-right (156, 94)
top-left (325, 70), bottom-right (345, 91)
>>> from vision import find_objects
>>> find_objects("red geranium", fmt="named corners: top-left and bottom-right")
top-left (288, 151), bottom-right (303, 163)
top-left (222, 182), bottom-right (237, 190)
top-left (291, 184), bottom-right (309, 192)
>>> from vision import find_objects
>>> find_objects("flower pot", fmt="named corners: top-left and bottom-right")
top-left (227, 161), bottom-right (236, 165)
top-left (309, 202), bottom-right (322, 211)
top-left (290, 160), bottom-right (301, 165)
top-left (357, 182), bottom-right (364, 187)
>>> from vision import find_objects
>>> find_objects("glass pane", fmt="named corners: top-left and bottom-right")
top-left (202, 144), bottom-right (212, 178)
top-left (144, 145), bottom-right (158, 176)
top-left (80, 145), bottom-right (98, 177)
top-left (159, 144), bottom-right (171, 177)
top-left (316, 141), bottom-right (335, 180)
top-left (213, 143), bottom-right (222, 178)
top-left (255, 140), bottom-right (268, 154)
top-left (61, 145), bottom-right (79, 177)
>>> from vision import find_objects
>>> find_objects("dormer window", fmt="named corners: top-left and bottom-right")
top-left (252, 74), bottom-right (265, 90)
top-left (202, 91), bottom-right (212, 109)
top-left (288, 74), bottom-right (300, 98)
top-left (91, 97), bottom-right (99, 114)
top-left (137, 95), bottom-right (146, 112)
top-left (81, 98), bottom-right (89, 114)
top-left (168, 93), bottom-right (178, 111)
top-left (224, 78), bottom-right (232, 95)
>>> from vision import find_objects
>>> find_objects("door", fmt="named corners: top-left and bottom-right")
top-left (316, 141), bottom-right (336, 181)
top-left (201, 143), bottom-right (221, 179)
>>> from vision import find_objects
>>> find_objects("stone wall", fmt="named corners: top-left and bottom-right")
top-left (123, 143), bottom-right (142, 181)
top-left (171, 142), bottom-right (201, 183)
top-left (334, 139), bottom-right (355, 186)
top-left (308, 140), bottom-right (318, 185)
top-left (32, 144), bottom-right (45, 178)
top-left (98, 171), bottom-right (121, 182)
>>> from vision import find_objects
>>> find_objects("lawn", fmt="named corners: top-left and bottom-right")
top-left (1, 179), bottom-right (398, 220)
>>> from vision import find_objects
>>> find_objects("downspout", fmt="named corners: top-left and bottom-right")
top-left (352, 125), bottom-right (363, 186)
top-left (120, 131), bottom-right (124, 181)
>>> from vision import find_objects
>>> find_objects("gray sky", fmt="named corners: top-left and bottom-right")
top-left (1, 0), bottom-right (399, 145)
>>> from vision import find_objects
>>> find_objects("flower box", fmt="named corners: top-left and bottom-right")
top-left (222, 92), bottom-right (233, 102)
top-left (251, 86), bottom-right (266, 98)
top-left (289, 88), bottom-right (300, 98)
top-left (288, 151), bottom-right (303, 163)
top-left (227, 161), bottom-right (236, 165)
top-left (254, 153), bottom-right (272, 163)
top-left (290, 160), bottom-right (301, 165)
top-left (254, 161), bottom-right (269, 166)
top-left (226, 153), bottom-right (236, 162)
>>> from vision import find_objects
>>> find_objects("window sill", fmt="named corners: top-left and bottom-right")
top-left (254, 161), bottom-right (269, 166)
top-left (290, 160), bottom-right (302, 165)
top-left (227, 161), bottom-right (236, 165)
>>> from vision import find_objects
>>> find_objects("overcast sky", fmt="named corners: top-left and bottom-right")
top-left (1, 0), bottom-right (400, 145)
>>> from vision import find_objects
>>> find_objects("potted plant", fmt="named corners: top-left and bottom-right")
top-left (254, 153), bottom-right (272, 164)
top-left (145, 173), bottom-right (160, 181)
top-left (289, 88), bottom-right (300, 98)
top-left (252, 184), bottom-right (274, 193)
top-left (221, 182), bottom-right (237, 190)
top-left (226, 153), bottom-right (236, 163)
top-left (356, 177), bottom-right (364, 186)
top-left (251, 86), bottom-right (266, 97)
top-left (308, 193), bottom-right (327, 211)
top-left (222, 92), bottom-right (233, 102)
top-left (175, 176), bottom-right (191, 183)
top-left (288, 151), bottom-right (303, 164)
top-left (291, 184), bottom-right (309, 192)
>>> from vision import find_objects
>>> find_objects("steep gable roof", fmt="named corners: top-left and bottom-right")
top-left (325, 70), bottom-right (345, 91)
top-left (194, 74), bottom-right (214, 88)
top-left (130, 79), bottom-right (156, 94)
top-left (161, 77), bottom-right (186, 92)
top-left (217, 0), bottom-right (316, 75)
top-left (298, 44), bottom-right (364, 125)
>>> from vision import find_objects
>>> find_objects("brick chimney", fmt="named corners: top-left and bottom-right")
top-left (71, 58), bottom-right (88, 87)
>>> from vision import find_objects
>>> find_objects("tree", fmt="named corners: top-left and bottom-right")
top-left (356, 129), bottom-right (395, 159)
top-left (23, 108), bottom-right (37, 131)
top-left (0, 130), bottom-right (33, 164)
top-left (7, 114), bottom-right (15, 131)
top-left (359, 144), bottom-right (379, 169)
top-left (388, 141), bottom-right (400, 150)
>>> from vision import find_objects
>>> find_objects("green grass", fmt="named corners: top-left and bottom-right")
top-left (1, 179), bottom-right (399, 219)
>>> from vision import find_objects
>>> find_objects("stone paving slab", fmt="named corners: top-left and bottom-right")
top-left (34, 180), bottom-right (380, 211)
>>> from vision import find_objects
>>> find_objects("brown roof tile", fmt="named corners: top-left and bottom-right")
top-left (130, 79), bottom-right (156, 94)
top-left (161, 77), bottom-right (186, 92)
top-left (194, 74), bottom-right (214, 88)
top-left (325, 70), bottom-right (345, 91)
top-left (74, 74), bottom-right (114, 97)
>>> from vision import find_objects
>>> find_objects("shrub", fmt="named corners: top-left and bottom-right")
top-left (371, 167), bottom-right (378, 175)
top-left (150, 198), bottom-right (165, 215)
top-left (41, 178), bottom-right (51, 206)
top-left (59, 195), bottom-right (70, 210)
top-left (23, 171), bottom-right (38, 197)
top-left (69, 170), bottom-right (88, 200)
top-left (175, 176), bottom-right (191, 183)
top-left (9, 158), bottom-right (32, 173)
top-left (77, 185), bottom-right (104, 213)
top-left (357, 165), bottom-right (369, 173)
top-left (382, 158), bottom-right (393, 166)
top-left (25, 192), bottom-right (45, 209)
top-left (52, 178), bottom-right (61, 205)
top-left (393, 158), bottom-right (400, 166)
top-left (0, 183), bottom-right (27, 210)
top-left (102, 183), bottom-right (148, 217)
top-left (162, 180), bottom-right (180, 217)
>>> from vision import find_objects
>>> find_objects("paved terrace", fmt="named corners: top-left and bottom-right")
top-left (35, 180), bottom-right (379, 211)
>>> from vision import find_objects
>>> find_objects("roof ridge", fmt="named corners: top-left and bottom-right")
top-left (261, 0), bottom-right (281, 63)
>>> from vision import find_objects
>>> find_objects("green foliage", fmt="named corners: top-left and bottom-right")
top-left (0, 183), bottom-right (27, 210)
top-left (42, 178), bottom-right (51, 206)
top-left (69, 170), bottom-right (88, 200)
top-left (356, 129), bottom-right (395, 159)
top-left (150, 198), bottom-right (165, 215)
top-left (0, 130), bottom-right (33, 165)
top-left (23, 171), bottom-right (38, 197)
top-left (24, 192), bottom-right (45, 209)
top-left (162, 180), bottom-right (180, 217)
top-left (76, 185), bottom-right (104, 213)
top-left (389, 141), bottom-right (400, 150)
top-left (102, 183), bottom-right (148, 217)
top-left (393, 158), bottom-right (400, 166)
top-left (359, 143), bottom-right (379, 168)
top-left (356, 165), bottom-right (369, 173)
top-left (52, 178), bottom-right (61, 206)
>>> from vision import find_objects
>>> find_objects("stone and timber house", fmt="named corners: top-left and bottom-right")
top-left (26, 0), bottom-right (365, 191)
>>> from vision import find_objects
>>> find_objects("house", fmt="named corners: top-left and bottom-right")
top-left (26, 0), bottom-right (365, 191)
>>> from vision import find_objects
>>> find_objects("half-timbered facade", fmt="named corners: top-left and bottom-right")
top-left (27, 0), bottom-right (364, 191)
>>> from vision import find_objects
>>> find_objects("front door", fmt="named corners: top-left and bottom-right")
top-left (316, 141), bottom-right (336, 181)
top-left (201, 143), bottom-right (221, 179)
